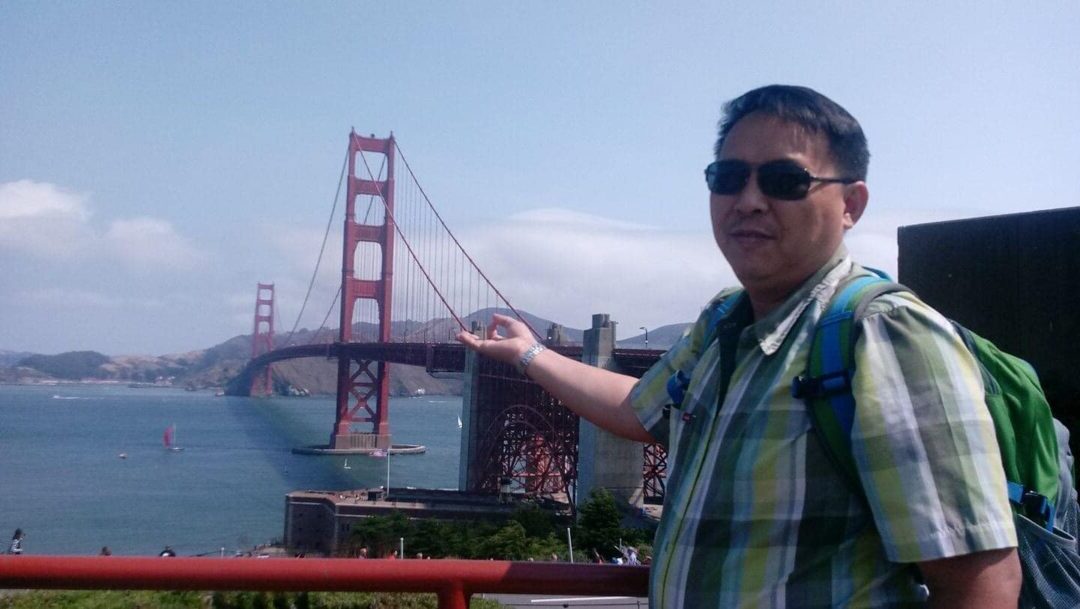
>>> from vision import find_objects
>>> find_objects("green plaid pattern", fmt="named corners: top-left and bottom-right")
top-left (630, 252), bottom-right (1017, 608)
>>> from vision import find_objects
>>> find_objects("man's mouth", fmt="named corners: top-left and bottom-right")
top-left (728, 228), bottom-right (774, 241)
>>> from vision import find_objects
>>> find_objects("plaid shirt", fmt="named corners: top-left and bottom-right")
top-left (630, 251), bottom-right (1016, 608)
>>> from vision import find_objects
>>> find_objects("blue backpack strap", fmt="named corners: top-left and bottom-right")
top-left (666, 290), bottom-right (745, 408)
top-left (792, 270), bottom-right (906, 491)
top-left (796, 272), bottom-right (1068, 537)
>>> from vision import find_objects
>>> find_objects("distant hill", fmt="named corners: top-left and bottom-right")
top-left (0, 350), bottom-right (34, 368)
top-left (18, 351), bottom-right (111, 380)
top-left (420, 308), bottom-right (688, 349)
top-left (617, 322), bottom-right (691, 350)
top-left (3, 309), bottom-right (694, 394)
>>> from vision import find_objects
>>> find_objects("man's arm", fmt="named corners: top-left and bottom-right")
top-left (918, 547), bottom-right (1021, 609)
top-left (457, 314), bottom-right (654, 443)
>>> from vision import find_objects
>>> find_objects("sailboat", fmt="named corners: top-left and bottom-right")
top-left (163, 424), bottom-right (184, 452)
top-left (343, 458), bottom-right (351, 470)
top-left (457, 415), bottom-right (463, 429)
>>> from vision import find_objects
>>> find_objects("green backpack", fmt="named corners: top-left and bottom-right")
top-left (791, 272), bottom-right (1080, 608)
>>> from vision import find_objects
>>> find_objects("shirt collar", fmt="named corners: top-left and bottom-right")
top-left (750, 246), bottom-right (853, 356)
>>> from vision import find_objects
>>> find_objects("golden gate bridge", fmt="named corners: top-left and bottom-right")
top-left (225, 131), bottom-right (667, 507)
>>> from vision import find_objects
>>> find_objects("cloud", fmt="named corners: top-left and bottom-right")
top-left (266, 224), bottom-right (342, 284)
top-left (0, 180), bottom-right (204, 271)
top-left (454, 208), bottom-right (734, 331)
top-left (0, 180), bottom-right (92, 258)
top-left (103, 217), bottom-right (204, 271)
top-left (0, 180), bottom-right (90, 221)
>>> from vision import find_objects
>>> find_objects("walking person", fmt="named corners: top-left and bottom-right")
top-left (7, 528), bottom-right (25, 555)
top-left (458, 85), bottom-right (1020, 608)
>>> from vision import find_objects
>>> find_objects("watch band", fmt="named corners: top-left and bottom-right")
top-left (516, 342), bottom-right (547, 376)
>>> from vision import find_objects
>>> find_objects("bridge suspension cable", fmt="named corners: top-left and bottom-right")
top-left (394, 141), bottom-right (540, 339)
top-left (282, 150), bottom-right (386, 348)
top-left (354, 143), bottom-right (540, 342)
top-left (281, 149), bottom-right (348, 348)
top-left (307, 284), bottom-right (342, 347)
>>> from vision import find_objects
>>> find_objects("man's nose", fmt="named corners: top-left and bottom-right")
top-left (732, 174), bottom-right (769, 214)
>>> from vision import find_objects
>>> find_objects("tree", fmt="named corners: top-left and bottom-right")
top-left (347, 511), bottom-right (415, 557)
top-left (478, 521), bottom-right (529, 560)
top-left (576, 488), bottom-right (623, 560)
top-left (511, 504), bottom-right (555, 538)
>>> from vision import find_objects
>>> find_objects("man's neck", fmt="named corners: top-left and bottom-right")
top-left (741, 247), bottom-right (849, 320)
top-left (744, 279), bottom-right (806, 320)
top-left (746, 293), bottom-right (784, 320)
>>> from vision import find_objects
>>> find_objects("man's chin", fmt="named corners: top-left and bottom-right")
top-left (730, 267), bottom-right (776, 289)
top-left (728, 257), bottom-right (780, 282)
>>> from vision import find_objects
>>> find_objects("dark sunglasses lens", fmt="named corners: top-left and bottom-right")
top-left (706, 161), bottom-right (750, 195)
top-left (757, 162), bottom-right (812, 200)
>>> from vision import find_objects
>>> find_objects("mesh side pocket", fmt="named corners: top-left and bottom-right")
top-left (1016, 507), bottom-right (1080, 609)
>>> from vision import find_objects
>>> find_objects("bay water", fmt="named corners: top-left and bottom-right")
top-left (0, 384), bottom-right (462, 556)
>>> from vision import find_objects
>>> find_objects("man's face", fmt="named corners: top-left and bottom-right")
top-left (711, 112), bottom-right (866, 303)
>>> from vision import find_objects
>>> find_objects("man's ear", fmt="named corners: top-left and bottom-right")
top-left (842, 181), bottom-right (869, 229)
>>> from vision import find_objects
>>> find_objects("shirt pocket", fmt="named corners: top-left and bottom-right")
top-left (669, 348), bottom-right (722, 457)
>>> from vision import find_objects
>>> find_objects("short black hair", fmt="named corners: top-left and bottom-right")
top-left (714, 85), bottom-right (870, 181)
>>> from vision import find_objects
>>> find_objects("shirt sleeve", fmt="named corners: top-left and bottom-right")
top-left (850, 293), bottom-right (1018, 563)
top-left (628, 295), bottom-right (723, 448)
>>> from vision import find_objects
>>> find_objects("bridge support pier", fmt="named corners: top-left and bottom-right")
top-left (331, 356), bottom-right (391, 451)
top-left (331, 432), bottom-right (391, 451)
top-left (458, 338), bottom-right (481, 492)
top-left (576, 314), bottom-right (644, 508)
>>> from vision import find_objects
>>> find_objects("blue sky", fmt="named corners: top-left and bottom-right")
top-left (2, 3), bottom-right (1078, 355)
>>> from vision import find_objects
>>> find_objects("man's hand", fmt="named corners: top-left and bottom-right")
top-left (455, 313), bottom-right (535, 366)
top-left (456, 313), bottom-right (653, 443)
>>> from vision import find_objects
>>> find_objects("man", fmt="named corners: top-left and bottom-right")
top-left (458, 85), bottom-right (1020, 608)
top-left (7, 529), bottom-right (24, 555)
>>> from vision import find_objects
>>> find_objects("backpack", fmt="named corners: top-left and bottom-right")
top-left (791, 272), bottom-right (1080, 609)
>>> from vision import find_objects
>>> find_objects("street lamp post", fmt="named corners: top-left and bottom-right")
top-left (639, 326), bottom-right (649, 349)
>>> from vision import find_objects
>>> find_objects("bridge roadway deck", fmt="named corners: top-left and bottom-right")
top-left (227, 342), bottom-right (661, 396)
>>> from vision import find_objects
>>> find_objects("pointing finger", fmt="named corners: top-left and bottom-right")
top-left (456, 331), bottom-right (479, 348)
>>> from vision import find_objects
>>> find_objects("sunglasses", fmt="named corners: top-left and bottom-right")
top-left (705, 159), bottom-right (857, 201)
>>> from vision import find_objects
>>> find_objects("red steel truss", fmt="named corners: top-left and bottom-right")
top-left (466, 353), bottom-right (580, 505)
top-left (250, 283), bottom-right (275, 397)
top-left (334, 132), bottom-right (396, 450)
top-left (642, 442), bottom-right (667, 504)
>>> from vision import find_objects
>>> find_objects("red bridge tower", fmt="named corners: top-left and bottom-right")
top-left (333, 132), bottom-right (396, 451)
top-left (251, 282), bottom-right (275, 397)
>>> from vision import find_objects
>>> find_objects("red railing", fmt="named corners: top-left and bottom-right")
top-left (0, 556), bottom-right (649, 609)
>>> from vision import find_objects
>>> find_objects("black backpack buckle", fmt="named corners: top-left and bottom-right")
top-left (792, 370), bottom-right (852, 400)
top-left (1021, 489), bottom-right (1052, 527)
